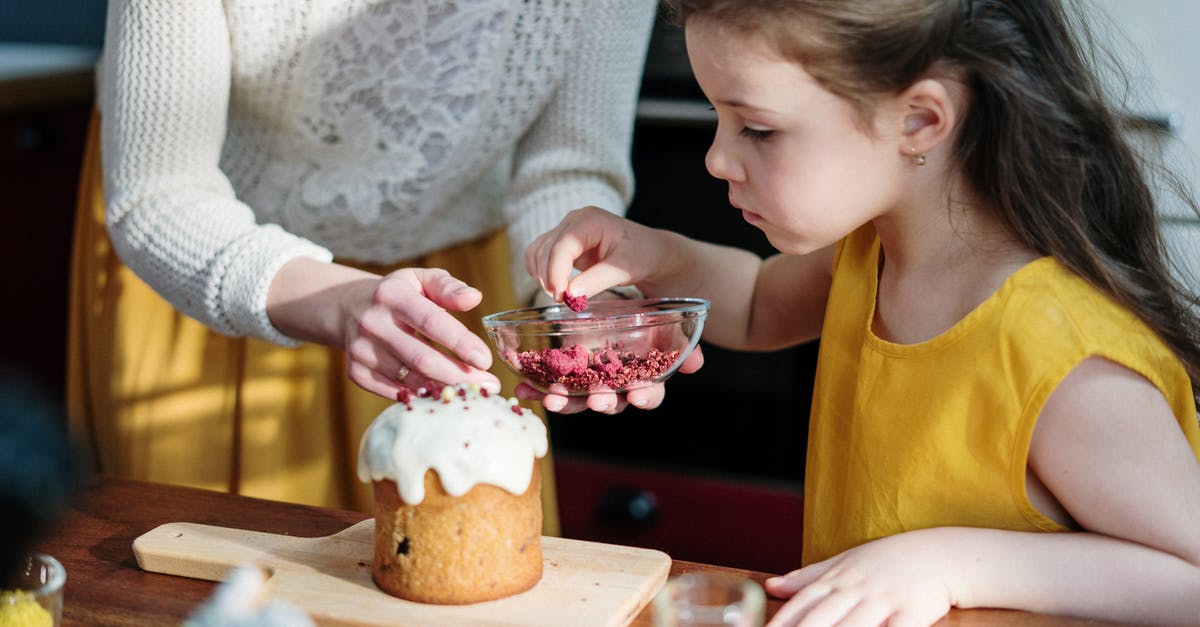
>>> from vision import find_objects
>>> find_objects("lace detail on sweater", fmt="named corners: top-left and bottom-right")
top-left (296, 1), bottom-right (510, 224)
top-left (100, 0), bottom-right (655, 343)
top-left (236, 0), bottom-right (568, 259)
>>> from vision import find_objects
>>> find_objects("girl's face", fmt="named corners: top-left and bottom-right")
top-left (685, 19), bottom-right (909, 255)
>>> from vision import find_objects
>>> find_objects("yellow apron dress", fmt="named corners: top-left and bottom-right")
top-left (67, 112), bottom-right (559, 535)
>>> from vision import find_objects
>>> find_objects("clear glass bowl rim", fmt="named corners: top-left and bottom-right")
top-left (481, 297), bottom-right (710, 336)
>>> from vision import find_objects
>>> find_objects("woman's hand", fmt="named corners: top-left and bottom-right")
top-left (267, 259), bottom-right (501, 401)
top-left (764, 530), bottom-right (955, 627)
top-left (341, 267), bottom-right (501, 399)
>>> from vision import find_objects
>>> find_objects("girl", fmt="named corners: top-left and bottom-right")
top-left (522, 0), bottom-right (1200, 624)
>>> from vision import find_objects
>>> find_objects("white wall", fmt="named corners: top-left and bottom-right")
top-left (1086, 0), bottom-right (1200, 292)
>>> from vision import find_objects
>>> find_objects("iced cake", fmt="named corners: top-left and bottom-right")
top-left (357, 384), bottom-right (548, 604)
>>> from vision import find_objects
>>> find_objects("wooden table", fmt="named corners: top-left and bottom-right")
top-left (33, 474), bottom-right (1117, 626)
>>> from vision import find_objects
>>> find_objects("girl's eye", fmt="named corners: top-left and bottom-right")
top-left (740, 127), bottom-right (775, 141)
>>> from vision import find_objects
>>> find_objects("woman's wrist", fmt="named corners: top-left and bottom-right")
top-left (266, 257), bottom-right (380, 347)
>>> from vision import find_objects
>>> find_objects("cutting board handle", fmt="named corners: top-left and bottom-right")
top-left (133, 520), bottom-right (375, 582)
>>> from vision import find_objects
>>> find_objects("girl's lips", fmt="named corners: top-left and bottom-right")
top-left (729, 196), bottom-right (759, 222)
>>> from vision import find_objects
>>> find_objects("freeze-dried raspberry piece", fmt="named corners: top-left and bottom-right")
top-left (563, 291), bottom-right (588, 312)
top-left (544, 344), bottom-right (589, 378)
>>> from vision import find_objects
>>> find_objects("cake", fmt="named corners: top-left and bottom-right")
top-left (357, 384), bottom-right (549, 604)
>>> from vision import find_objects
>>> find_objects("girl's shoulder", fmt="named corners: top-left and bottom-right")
top-left (997, 258), bottom-right (1189, 397)
top-left (1001, 257), bottom-right (1146, 340)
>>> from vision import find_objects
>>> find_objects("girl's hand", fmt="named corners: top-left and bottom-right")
top-left (522, 206), bottom-right (701, 413)
top-left (341, 267), bottom-right (502, 400)
top-left (764, 531), bottom-right (955, 627)
top-left (513, 345), bottom-right (705, 414)
top-left (525, 205), bottom-right (668, 305)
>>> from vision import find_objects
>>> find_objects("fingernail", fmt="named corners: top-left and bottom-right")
top-left (633, 398), bottom-right (649, 408)
top-left (480, 380), bottom-right (501, 394)
top-left (467, 350), bottom-right (488, 369)
top-left (453, 284), bottom-right (480, 296)
top-left (545, 398), bottom-right (565, 412)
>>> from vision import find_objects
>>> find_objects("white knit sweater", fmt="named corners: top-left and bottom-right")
top-left (98, 0), bottom-right (656, 345)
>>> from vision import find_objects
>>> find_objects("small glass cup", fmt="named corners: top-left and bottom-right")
top-left (1, 552), bottom-right (65, 627)
top-left (653, 572), bottom-right (766, 627)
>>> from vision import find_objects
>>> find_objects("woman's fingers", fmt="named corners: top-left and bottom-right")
top-left (378, 268), bottom-right (493, 372)
top-left (344, 268), bottom-right (501, 394)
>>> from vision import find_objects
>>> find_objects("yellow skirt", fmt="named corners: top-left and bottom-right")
top-left (66, 113), bottom-right (559, 535)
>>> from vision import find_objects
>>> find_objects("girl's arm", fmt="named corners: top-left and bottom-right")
top-left (526, 206), bottom-right (834, 351)
top-left (765, 357), bottom-right (1200, 626)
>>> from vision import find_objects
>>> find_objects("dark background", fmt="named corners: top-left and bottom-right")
top-left (0, 1), bottom-right (106, 46)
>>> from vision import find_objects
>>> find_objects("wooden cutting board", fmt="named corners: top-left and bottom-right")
top-left (132, 520), bottom-right (670, 627)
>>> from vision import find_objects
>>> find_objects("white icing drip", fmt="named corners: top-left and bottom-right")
top-left (357, 385), bottom-right (548, 505)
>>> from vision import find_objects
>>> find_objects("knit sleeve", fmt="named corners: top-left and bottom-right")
top-left (99, 0), bottom-right (333, 346)
top-left (501, 0), bottom-right (658, 305)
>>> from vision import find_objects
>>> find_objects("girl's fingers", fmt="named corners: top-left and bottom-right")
top-left (765, 562), bottom-right (826, 598)
top-left (566, 264), bottom-right (635, 303)
top-left (834, 599), bottom-right (893, 627)
top-left (678, 346), bottom-right (705, 374)
top-left (584, 390), bottom-right (622, 414)
top-left (544, 232), bottom-right (588, 300)
top-left (624, 384), bottom-right (666, 410)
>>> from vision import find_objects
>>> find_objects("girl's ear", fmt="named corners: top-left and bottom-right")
top-left (895, 77), bottom-right (959, 157)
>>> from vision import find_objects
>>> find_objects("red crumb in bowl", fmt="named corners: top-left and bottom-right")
top-left (509, 344), bottom-right (680, 391)
top-left (563, 291), bottom-right (588, 312)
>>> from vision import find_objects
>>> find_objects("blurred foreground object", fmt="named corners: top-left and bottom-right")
top-left (184, 564), bottom-right (313, 627)
top-left (0, 552), bottom-right (65, 627)
top-left (0, 363), bottom-right (79, 583)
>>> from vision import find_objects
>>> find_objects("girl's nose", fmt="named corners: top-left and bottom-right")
top-left (704, 134), bottom-right (743, 183)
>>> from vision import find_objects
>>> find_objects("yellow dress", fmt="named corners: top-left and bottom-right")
top-left (803, 225), bottom-right (1200, 564)
top-left (67, 113), bottom-right (559, 534)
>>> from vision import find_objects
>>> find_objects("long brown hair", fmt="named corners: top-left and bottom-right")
top-left (665, 0), bottom-right (1200, 399)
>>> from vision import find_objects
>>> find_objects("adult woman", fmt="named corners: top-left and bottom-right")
top-left (68, 0), bottom-right (658, 532)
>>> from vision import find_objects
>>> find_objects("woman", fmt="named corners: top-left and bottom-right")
top-left (68, 0), bottom-right (659, 533)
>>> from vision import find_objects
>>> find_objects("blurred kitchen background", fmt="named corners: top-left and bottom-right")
top-left (2, 1), bottom-right (1198, 574)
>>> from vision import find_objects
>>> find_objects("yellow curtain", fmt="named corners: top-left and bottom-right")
top-left (67, 112), bottom-right (559, 535)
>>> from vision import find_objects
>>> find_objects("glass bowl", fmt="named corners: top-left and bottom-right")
top-left (481, 297), bottom-right (710, 396)
top-left (0, 552), bottom-right (65, 626)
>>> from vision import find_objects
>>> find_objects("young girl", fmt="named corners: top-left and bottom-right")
top-left (522, 1), bottom-right (1200, 624)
